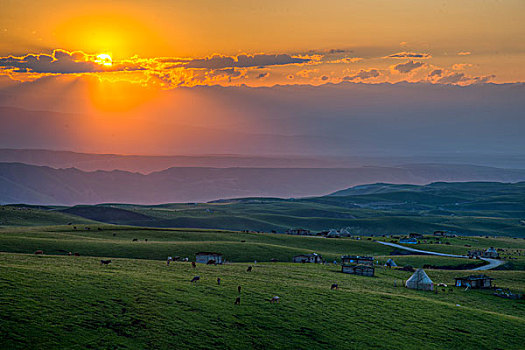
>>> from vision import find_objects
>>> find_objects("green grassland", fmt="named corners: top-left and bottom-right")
top-left (1, 225), bottom-right (525, 349)
top-left (0, 205), bottom-right (96, 226)
top-left (1, 253), bottom-right (524, 349)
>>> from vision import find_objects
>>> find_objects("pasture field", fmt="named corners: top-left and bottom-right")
top-left (1, 225), bottom-right (524, 349)
top-left (1, 253), bottom-right (524, 350)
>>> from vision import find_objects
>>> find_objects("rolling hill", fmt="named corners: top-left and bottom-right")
top-left (2, 181), bottom-right (524, 237)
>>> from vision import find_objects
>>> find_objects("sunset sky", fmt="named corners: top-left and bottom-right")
top-left (0, 0), bottom-right (524, 156)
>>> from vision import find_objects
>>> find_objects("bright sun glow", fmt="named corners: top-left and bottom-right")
top-left (95, 53), bottom-right (112, 67)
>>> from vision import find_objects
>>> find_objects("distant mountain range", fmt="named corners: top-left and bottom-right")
top-left (2, 149), bottom-right (525, 173)
top-left (2, 161), bottom-right (525, 205)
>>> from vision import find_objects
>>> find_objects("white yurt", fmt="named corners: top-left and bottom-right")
top-left (326, 229), bottom-right (340, 238)
top-left (385, 258), bottom-right (397, 267)
top-left (405, 268), bottom-right (434, 291)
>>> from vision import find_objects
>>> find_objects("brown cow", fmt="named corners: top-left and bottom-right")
top-left (100, 260), bottom-right (112, 265)
top-left (34, 250), bottom-right (44, 255)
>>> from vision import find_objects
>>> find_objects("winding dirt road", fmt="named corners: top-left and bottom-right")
top-left (377, 241), bottom-right (505, 270)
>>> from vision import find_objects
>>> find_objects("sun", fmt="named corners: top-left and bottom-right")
top-left (95, 53), bottom-right (112, 67)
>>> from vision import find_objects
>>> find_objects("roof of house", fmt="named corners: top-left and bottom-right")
top-left (486, 247), bottom-right (497, 253)
top-left (195, 252), bottom-right (223, 256)
top-left (455, 275), bottom-right (494, 281)
top-left (341, 255), bottom-right (373, 260)
top-left (294, 253), bottom-right (320, 258)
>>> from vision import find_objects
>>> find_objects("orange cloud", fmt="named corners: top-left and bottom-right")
top-left (385, 52), bottom-right (431, 59)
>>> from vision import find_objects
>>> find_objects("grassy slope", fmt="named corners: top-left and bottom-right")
top-left (0, 206), bottom-right (97, 226)
top-left (39, 181), bottom-right (525, 236)
top-left (1, 253), bottom-right (524, 350)
top-left (0, 225), bottom-right (393, 262)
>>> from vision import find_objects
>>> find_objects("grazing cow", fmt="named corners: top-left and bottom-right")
top-left (73, 226), bottom-right (77, 230)
top-left (113, 233), bottom-right (116, 237)
top-left (74, 252), bottom-right (80, 256)
top-left (132, 238), bottom-right (138, 242)
top-left (190, 276), bottom-right (200, 284)
top-left (34, 250), bottom-right (44, 255)
top-left (331, 283), bottom-right (339, 290)
top-left (238, 285), bottom-right (242, 293)
top-left (270, 296), bottom-right (280, 304)
top-left (191, 262), bottom-right (196, 268)
top-left (97, 227), bottom-right (102, 231)
top-left (246, 266), bottom-right (252, 272)
top-left (234, 297), bottom-right (241, 305)
top-left (144, 239), bottom-right (148, 242)
top-left (100, 260), bottom-right (112, 265)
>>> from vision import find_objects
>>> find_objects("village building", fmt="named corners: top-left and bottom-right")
top-left (341, 264), bottom-right (375, 276)
top-left (409, 233), bottom-right (424, 239)
top-left (286, 228), bottom-right (311, 235)
top-left (455, 275), bottom-right (494, 289)
top-left (433, 230), bottom-right (457, 237)
top-left (483, 247), bottom-right (499, 258)
top-left (341, 255), bottom-right (375, 276)
top-left (341, 255), bottom-right (374, 266)
top-left (195, 252), bottom-right (224, 264)
top-left (400, 237), bottom-right (418, 244)
top-left (292, 253), bottom-right (323, 263)
top-left (405, 269), bottom-right (434, 291)
top-left (468, 247), bottom-right (499, 259)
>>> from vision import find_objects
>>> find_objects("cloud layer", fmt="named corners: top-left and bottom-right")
top-left (0, 48), bottom-right (497, 88)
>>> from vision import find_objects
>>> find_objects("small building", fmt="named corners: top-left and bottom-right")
top-left (409, 233), bottom-right (424, 239)
top-left (341, 255), bottom-right (374, 266)
top-left (293, 253), bottom-right (323, 263)
top-left (468, 247), bottom-right (499, 259)
top-left (286, 228), bottom-right (311, 235)
top-left (195, 252), bottom-right (223, 264)
top-left (341, 264), bottom-right (375, 277)
top-left (400, 237), bottom-right (418, 244)
top-left (484, 247), bottom-right (499, 258)
top-left (405, 269), bottom-right (434, 291)
top-left (455, 275), bottom-right (494, 289)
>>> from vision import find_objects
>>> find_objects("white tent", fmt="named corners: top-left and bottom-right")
top-left (326, 229), bottom-right (340, 238)
top-left (405, 268), bottom-right (434, 291)
top-left (339, 228), bottom-right (351, 237)
top-left (385, 258), bottom-right (397, 267)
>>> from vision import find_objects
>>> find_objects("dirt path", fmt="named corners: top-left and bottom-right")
top-left (377, 241), bottom-right (505, 270)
